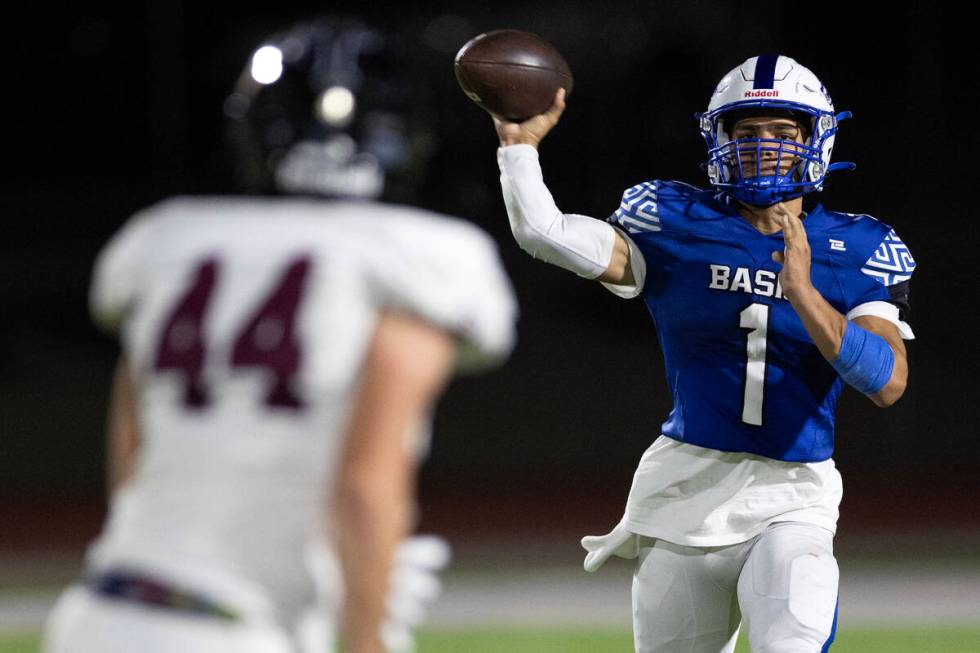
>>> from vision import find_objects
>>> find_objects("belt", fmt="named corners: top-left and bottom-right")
top-left (86, 569), bottom-right (241, 622)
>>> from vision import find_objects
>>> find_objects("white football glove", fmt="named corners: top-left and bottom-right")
top-left (380, 534), bottom-right (452, 653)
top-left (581, 517), bottom-right (639, 572)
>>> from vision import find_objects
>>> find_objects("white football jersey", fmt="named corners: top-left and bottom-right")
top-left (85, 196), bottom-right (517, 627)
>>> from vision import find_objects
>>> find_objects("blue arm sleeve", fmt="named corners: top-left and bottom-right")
top-left (830, 322), bottom-right (895, 394)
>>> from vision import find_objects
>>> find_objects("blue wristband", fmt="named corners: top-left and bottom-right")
top-left (830, 322), bottom-right (895, 394)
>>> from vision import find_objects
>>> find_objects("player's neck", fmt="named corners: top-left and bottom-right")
top-left (737, 197), bottom-right (805, 235)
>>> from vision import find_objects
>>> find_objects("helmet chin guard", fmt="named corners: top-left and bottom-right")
top-left (697, 55), bottom-right (856, 206)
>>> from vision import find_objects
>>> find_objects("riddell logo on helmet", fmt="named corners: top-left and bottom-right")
top-left (744, 90), bottom-right (780, 98)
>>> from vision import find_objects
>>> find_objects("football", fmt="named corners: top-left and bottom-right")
top-left (454, 29), bottom-right (573, 122)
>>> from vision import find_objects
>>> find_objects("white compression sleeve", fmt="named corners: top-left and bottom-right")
top-left (497, 144), bottom-right (616, 279)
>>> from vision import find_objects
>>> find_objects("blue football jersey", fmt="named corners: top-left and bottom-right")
top-left (610, 180), bottom-right (915, 463)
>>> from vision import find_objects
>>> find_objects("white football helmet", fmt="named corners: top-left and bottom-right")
top-left (697, 55), bottom-right (855, 206)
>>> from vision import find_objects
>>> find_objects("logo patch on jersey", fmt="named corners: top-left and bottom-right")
top-left (615, 181), bottom-right (662, 233)
top-left (829, 239), bottom-right (846, 251)
top-left (861, 229), bottom-right (915, 286)
top-left (708, 264), bottom-right (785, 299)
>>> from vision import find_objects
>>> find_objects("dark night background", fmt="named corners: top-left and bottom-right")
top-left (3, 1), bottom-right (978, 549)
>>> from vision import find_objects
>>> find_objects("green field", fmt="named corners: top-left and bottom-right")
top-left (7, 627), bottom-right (980, 653)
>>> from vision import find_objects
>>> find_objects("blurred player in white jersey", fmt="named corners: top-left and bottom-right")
top-left (42, 17), bottom-right (516, 653)
top-left (489, 55), bottom-right (914, 652)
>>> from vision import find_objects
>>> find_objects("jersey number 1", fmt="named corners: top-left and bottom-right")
top-left (153, 256), bottom-right (311, 410)
top-left (739, 303), bottom-right (769, 426)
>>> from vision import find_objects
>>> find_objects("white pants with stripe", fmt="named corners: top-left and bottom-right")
top-left (41, 585), bottom-right (331, 653)
top-left (632, 521), bottom-right (839, 653)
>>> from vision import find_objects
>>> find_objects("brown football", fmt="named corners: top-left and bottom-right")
top-left (454, 29), bottom-right (573, 122)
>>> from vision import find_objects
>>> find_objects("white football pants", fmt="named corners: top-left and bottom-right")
top-left (41, 585), bottom-right (332, 653)
top-left (632, 521), bottom-right (839, 653)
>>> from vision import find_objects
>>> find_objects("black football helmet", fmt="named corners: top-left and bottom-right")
top-left (224, 17), bottom-right (429, 201)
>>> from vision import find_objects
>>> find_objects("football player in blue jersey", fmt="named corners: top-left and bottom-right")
top-left (491, 55), bottom-right (915, 652)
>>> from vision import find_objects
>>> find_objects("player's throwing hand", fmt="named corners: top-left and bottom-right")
top-left (494, 88), bottom-right (566, 149)
top-left (771, 207), bottom-right (813, 302)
